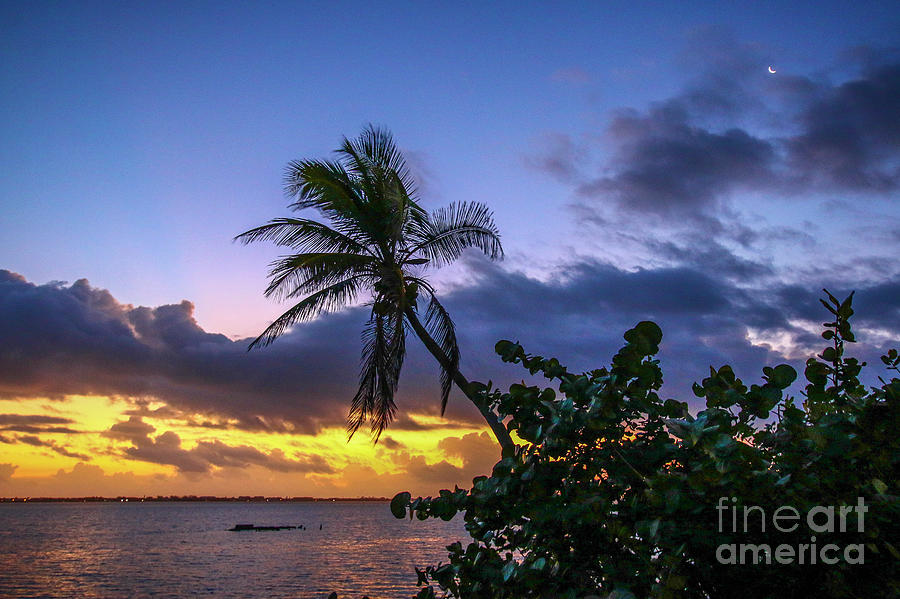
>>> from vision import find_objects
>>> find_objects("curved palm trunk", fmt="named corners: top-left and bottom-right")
top-left (404, 307), bottom-right (515, 453)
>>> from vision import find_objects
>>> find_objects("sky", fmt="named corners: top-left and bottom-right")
top-left (1, 1), bottom-right (898, 498)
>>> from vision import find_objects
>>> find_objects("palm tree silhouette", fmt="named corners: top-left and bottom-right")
top-left (236, 126), bottom-right (513, 450)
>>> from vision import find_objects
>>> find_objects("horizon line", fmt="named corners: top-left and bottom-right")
top-left (0, 495), bottom-right (391, 503)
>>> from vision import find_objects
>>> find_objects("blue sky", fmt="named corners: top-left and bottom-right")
top-left (3, 1), bottom-right (897, 333)
top-left (1, 2), bottom-right (898, 495)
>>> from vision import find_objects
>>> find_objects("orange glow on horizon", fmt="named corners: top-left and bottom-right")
top-left (0, 395), bottom-right (497, 498)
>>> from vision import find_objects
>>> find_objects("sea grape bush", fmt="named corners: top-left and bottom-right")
top-left (391, 292), bottom-right (899, 598)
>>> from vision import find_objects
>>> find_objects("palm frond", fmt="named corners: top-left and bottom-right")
top-left (264, 252), bottom-right (375, 301)
top-left (405, 201), bottom-right (503, 266)
top-left (348, 307), bottom-right (406, 441)
top-left (283, 160), bottom-right (378, 238)
top-left (422, 292), bottom-right (460, 415)
top-left (234, 218), bottom-right (372, 255)
top-left (248, 276), bottom-right (365, 349)
top-left (338, 126), bottom-right (424, 250)
top-left (283, 157), bottom-right (403, 259)
top-left (338, 125), bottom-right (419, 200)
top-left (283, 159), bottom-right (355, 210)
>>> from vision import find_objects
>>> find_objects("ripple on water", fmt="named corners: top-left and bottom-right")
top-left (0, 502), bottom-right (466, 598)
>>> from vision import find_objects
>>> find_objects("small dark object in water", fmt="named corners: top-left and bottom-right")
top-left (227, 523), bottom-right (298, 531)
top-left (319, 523), bottom-right (323, 530)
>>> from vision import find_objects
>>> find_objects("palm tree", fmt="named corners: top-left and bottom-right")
top-left (236, 126), bottom-right (513, 451)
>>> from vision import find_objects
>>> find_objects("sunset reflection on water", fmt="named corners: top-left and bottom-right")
top-left (0, 502), bottom-right (465, 598)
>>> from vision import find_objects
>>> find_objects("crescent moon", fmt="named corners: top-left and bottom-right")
top-left (768, 66), bottom-right (777, 74)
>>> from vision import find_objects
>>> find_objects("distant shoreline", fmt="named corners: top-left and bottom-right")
top-left (0, 496), bottom-right (390, 503)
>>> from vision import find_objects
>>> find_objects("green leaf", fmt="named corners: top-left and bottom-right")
top-left (390, 491), bottom-right (411, 518)
top-left (495, 340), bottom-right (524, 362)
top-left (624, 321), bottom-right (663, 355)
top-left (769, 364), bottom-right (797, 389)
top-left (838, 292), bottom-right (855, 319)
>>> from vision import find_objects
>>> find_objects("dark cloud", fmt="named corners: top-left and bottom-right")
top-left (104, 416), bottom-right (335, 475)
top-left (518, 37), bottom-right (898, 390)
top-left (646, 239), bottom-right (773, 281)
top-left (0, 414), bottom-right (74, 426)
top-left (105, 415), bottom-right (157, 443)
top-left (441, 258), bottom-right (898, 408)
top-left (386, 413), bottom-right (473, 431)
top-left (2, 262), bottom-right (897, 440)
top-left (191, 441), bottom-right (333, 474)
top-left (121, 430), bottom-right (208, 473)
top-left (379, 436), bottom-right (403, 450)
top-left (0, 269), bottom-right (365, 433)
top-left (785, 63), bottom-right (900, 192)
top-left (0, 425), bottom-right (82, 434)
top-left (536, 37), bottom-right (900, 221)
top-left (0, 413), bottom-right (82, 435)
top-left (14, 434), bottom-right (91, 460)
top-left (580, 107), bottom-right (776, 216)
top-left (123, 401), bottom-right (185, 421)
top-left (775, 280), bottom-right (900, 334)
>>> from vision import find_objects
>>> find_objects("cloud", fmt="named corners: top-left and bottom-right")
top-left (401, 454), bottom-right (465, 486)
top-left (785, 63), bottom-right (900, 192)
top-left (0, 463), bottom-right (16, 484)
top-left (2, 255), bottom-right (898, 445)
top-left (438, 432), bottom-right (501, 475)
top-left (364, 432), bottom-right (502, 492)
top-left (193, 441), bottom-right (333, 473)
top-left (105, 415), bottom-right (157, 443)
top-left (441, 257), bottom-right (899, 405)
top-left (0, 425), bottom-right (82, 434)
top-left (14, 434), bottom-right (91, 460)
top-left (379, 436), bottom-right (404, 450)
top-left (533, 36), bottom-right (900, 222)
top-left (4, 462), bottom-right (186, 498)
top-left (0, 268), bottom-right (509, 433)
top-left (0, 413), bottom-right (83, 435)
top-left (0, 269), bottom-right (366, 433)
top-left (645, 239), bottom-right (773, 281)
top-left (0, 414), bottom-right (75, 426)
top-left (524, 133), bottom-right (588, 181)
top-left (581, 107), bottom-right (776, 216)
top-left (104, 416), bottom-right (335, 475)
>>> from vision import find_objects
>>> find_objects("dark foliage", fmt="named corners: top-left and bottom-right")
top-left (392, 291), bottom-right (899, 598)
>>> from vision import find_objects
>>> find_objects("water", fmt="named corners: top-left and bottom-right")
top-left (0, 502), bottom-right (466, 598)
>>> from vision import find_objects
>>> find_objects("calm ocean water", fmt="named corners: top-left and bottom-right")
top-left (0, 501), bottom-right (466, 598)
